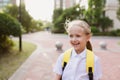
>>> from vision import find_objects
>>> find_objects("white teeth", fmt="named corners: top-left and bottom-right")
top-left (74, 43), bottom-right (79, 45)
top-left (72, 42), bottom-right (80, 46)
top-left (75, 43), bottom-right (79, 45)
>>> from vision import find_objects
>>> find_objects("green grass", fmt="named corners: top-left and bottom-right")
top-left (118, 42), bottom-right (120, 45)
top-left (0, 40), bottom-right (36, 80)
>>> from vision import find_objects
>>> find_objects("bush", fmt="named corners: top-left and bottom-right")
top-left (109, 29), bottom-right (120, 36)
top-left (92, 29), bottom-right (120, 36)
top-left (0, 13), bottom-right (21, 36)
top-left (0, 36), bottom-right (14, 53)
top-left (0, 13), bottom-right (21, 52)
top-left (91, 26), bottom-right (100, 34)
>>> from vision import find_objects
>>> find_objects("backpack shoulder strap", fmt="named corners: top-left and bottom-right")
top-left (62, 48), bottom-right (72, 71)
top-left (86, 49), bottom-right (94, 73)
top-left (62, 49), bottom-right (94, 73)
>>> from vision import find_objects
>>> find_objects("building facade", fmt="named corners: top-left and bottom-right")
top-left (105, 0), bottom-right (120, 30)
top-left (63, 0), bottom-right (76, 9)
top-left (0, 0), bottom-right (25, 8)
top-left (54, 0), bottom-right (61, 9)
top-left (0, 0), bottom-right (16, 8)
top-left (54, 0), bottom-right (76, 9)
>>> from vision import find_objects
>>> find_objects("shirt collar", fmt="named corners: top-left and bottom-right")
top-left (71, 48), bottom-right (87, 58)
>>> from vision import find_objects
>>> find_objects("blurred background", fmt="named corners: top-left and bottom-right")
top-left (0, 0), bottom-right (120, 80)
top-left (0, 0), bottom-right (120, 34)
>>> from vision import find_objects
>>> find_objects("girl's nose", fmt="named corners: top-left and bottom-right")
top-left (71, 37), bottom-right (77, 41)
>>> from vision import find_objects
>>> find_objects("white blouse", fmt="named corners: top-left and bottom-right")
top-left (53, 48), bottom-right (102, 80)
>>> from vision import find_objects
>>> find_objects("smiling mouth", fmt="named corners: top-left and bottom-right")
top-left (73, 43), bottom-right (80, 46)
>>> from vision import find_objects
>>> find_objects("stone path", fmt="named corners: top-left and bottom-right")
top-left (9, 31), bottom-right (120, 80)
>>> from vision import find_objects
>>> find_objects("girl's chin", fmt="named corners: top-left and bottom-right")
top-left (74, 47), bottom-right (80, 50)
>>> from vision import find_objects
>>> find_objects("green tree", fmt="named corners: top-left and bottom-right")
top-left (117, 0), bottom-right (120, 20)
top-left (30, 20), bottom-right (43, 32)
top-left (0, 13), bottom-right (21, 52)
top-left (20, 4), bottom-right (32, 33)
top-left (61, 5), bottom-right (83, 20)
top-left (99, 17), bottom-right (113, 32)
top-left (3, 4), bottom-right (18, 18)
top-left (85, 0), bottom-right (113, 32)
top-left (52, 5), bottom-right (85, 33)
top-left (85, 0), bottom-right (105, 26)
top-left (52, 8), bottom-right (63, 23)
top-left (3, 4), bottom-right (32, 33)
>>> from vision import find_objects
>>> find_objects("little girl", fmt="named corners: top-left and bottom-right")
top-left (53, 20), bottom-right (102, 80)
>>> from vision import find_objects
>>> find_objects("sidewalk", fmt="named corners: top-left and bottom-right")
top-left (9, 31), bottom-right (120, 80)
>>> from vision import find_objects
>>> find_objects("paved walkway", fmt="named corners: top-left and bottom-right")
top-left (9, 31), bottom-right (120, 80)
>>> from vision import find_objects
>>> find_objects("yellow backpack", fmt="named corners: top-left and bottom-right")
top-left (62, 48), bottom-right (94, 80)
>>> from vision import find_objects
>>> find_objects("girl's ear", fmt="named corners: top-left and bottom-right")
top-left (86, 34), bottom-right (91, 42)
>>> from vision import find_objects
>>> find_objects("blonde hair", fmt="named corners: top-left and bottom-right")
top-left (65, 19), bottom-right (93, 51)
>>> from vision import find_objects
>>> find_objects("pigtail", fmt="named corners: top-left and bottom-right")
top-left (86, 41), bottom-right (92, 51)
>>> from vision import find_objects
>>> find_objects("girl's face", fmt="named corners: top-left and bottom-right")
top-left (68, 26), bottom-right (90, 54)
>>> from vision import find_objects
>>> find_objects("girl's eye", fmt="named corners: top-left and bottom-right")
top-left (69, 35), bottom-right (81, 38)
top-left (76, 35), bottom-right (81, 37)
top-left (69, 35), bottom-right (73, 38)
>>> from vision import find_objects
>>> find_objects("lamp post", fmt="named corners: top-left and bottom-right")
top-left (19, 0), bottom-right (22, 51)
